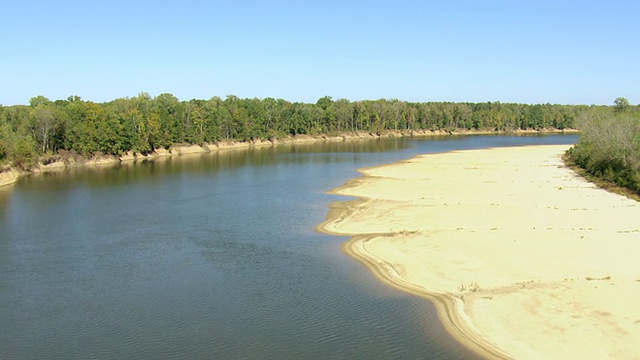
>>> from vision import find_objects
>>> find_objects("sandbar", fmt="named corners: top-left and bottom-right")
top-left (318, 145), bottom-right (640, 359)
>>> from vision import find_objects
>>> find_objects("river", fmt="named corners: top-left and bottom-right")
top-left (0, 134), bottom-right (577, 359)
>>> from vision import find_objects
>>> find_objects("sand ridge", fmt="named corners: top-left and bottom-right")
top-left (318, 145), bottom-right (640, 359)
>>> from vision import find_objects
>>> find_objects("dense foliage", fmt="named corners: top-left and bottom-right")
top-left (566, 98), bottom-right (640, 195)
top-left (1, 93), bottom-right (586, 168)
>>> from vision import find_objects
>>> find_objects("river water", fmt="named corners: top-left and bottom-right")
top-left (0, 135), bottom-right (577, 359)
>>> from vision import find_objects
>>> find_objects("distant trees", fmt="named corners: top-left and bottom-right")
top-left (0, 93), bottom-right (589, 169)
top-left (567, 98), bottom-right (640, 194)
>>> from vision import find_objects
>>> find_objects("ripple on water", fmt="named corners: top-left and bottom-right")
top-left (0, 136), bottom-right (575, 359)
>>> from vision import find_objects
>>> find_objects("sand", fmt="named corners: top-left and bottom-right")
top-left (318, 145), bottom-right (640, 359)
top-left (0, 167), bottom-right (21, 187)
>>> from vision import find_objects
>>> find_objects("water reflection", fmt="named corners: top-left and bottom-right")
top-left (0, 185), bottom-right (12, 219)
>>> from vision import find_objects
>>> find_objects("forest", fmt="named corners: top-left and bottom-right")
top-left (2, 93), bottom-right (638, 195)
top-left (566, 97), bottom-right (640, 196)
top-left (0, 93), bottom-right (586, 169)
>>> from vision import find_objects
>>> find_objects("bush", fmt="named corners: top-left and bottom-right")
top-left (567, 105), bottom-right (640, 195)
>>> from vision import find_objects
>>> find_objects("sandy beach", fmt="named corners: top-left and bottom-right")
top-left (318, 145), bottom-right (640, 359)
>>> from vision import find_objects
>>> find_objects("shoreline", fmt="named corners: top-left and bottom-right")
top-left (317, 144), bottom-right (640, 359)
top-left (320, 201), bottom-right (512, 359)
top-left (339, 235), bottom-right (512, 359)
top-left (0, 128), bottom-right (577, 188)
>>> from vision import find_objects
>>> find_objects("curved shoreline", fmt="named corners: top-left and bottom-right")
top-left (341, 235), bottom-right (512, 360)
top-left (317, 144), bottom-right (640, 359)
top-left (319, 199), bottom-right (512, 360)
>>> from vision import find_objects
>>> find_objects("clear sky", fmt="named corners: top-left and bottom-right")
top-left (1, 0), bottom-right (638, 105)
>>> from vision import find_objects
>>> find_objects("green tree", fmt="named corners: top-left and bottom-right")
top-left (0, 109), bottom-right (11, 162)
top-left (316, 96), bottom-right (333, 111)
top-left (153, 93), bottom-right (183, 146)
top-left (30, 104), bottom-right (57, 153)
top-left (201, 97), bottom-right (222, 142)
top-left (568, 107), bottom-right (640, 194)
top-left (614, 97), bottom-right (630, 113)
top-left (12, 134), bottom-right (37, 169)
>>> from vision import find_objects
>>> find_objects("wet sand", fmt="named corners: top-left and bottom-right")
top-left (318, 145), bottom-right (640, 359)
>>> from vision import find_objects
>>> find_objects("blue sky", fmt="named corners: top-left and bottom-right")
top-left (1, 0), bottom-right (638, 105)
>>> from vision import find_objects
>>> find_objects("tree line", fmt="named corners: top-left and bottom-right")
top-left (566, 97), bottom-right (640, 196)
top-left (1, 93), bottom-right (589, 169)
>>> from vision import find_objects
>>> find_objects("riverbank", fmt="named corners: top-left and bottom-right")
top-left (317, 145), bottom-right (640, 359)
top-left (0, 128), bottom-right (577, 188)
